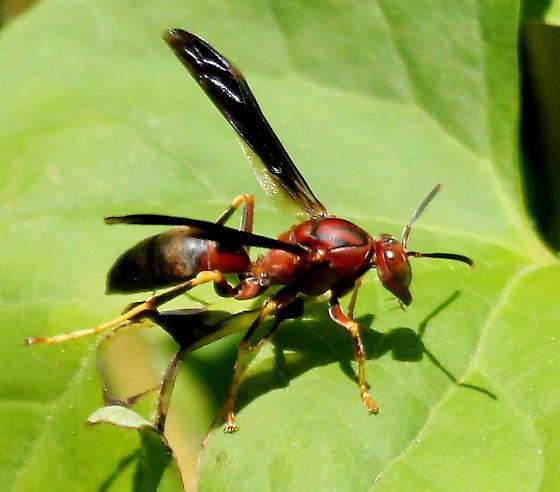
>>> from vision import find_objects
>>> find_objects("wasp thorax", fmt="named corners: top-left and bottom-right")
top-left (373, 234), bottom-right (412, 306)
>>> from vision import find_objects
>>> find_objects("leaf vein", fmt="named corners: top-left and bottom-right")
top-left (371, 264), bottom-right (538, 486)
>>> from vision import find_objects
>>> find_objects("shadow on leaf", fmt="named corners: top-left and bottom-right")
top-left (232, 290), bottom-right (496, 419)
top-left (96, 429), bottom-right (179, 492)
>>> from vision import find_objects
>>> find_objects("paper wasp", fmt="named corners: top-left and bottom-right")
top-left (26, 28), bottom-right (473, 433)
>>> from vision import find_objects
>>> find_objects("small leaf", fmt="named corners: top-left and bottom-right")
top-left (87, 405), bottom-right (156, 431)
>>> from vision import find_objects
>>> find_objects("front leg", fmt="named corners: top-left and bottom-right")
top-left (328, 294), bottom-right (379, 414)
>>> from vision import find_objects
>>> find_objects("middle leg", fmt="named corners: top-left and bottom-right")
top-left (222, 287), bottom-right (298, 433)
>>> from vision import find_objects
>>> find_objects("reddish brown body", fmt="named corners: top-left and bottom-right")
top-left (108, 217), bottom-right (388, 304)
top-left (99, 204), bottom-right (435, 434)
top-left (252, 218), bottom-right (375, 296)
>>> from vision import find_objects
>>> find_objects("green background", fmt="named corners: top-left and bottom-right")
top-left (1, 0), bottom-right (559, 490)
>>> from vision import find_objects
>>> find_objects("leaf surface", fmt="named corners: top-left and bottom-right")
top-left (0, 0), bottom-right (558, 491)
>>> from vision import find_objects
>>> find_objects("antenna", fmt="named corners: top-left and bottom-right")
top-left (401, 184), bottom-right (441, 249)
top-left (406, 251), bottom-right (474, 266)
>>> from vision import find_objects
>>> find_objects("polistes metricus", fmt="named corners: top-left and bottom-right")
top-left (26, 28), bottom-right (473, 433)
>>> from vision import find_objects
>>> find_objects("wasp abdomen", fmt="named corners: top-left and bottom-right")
top-left (106, 229), bottom-right (209, 294)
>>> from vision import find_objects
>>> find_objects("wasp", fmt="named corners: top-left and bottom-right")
top-left (27, 29), bottom-right (473, 433)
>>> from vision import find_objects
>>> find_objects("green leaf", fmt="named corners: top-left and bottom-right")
top-left (87, 405), bottom-right (155, 430)
top-left (88, 406), bottom-right (184, 492)
top-left (0, 1), bottom-right (558, 491)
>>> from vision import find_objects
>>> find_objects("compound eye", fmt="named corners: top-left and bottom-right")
top-left (384, 247), bottom-right (411, 286)
top-left (375, 240), bottom-right (413, 306)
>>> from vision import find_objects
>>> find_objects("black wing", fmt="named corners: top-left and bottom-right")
top-left (163, 28), bottom-right (328, 219)
top-left (105, 214), bottom-right (307, 256)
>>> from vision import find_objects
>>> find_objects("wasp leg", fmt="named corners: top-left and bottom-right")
top-left (25, 315), bottom-right (137, 346)
top-left (209, 193), bottom-right (256, 298)
top-left (156, 305), bottom-right (281, 433)
top-left (244, 296), bottom-right (304, 353)
top-left (215, 193), bottom-right (255, 258)
top-left (214, 194), bottom-right (255, 232)
top-left (25, 270), bottom-right (231, 346)
top-left (153, 345), bottom-right (190, 433)
top-left (347, 280), bottom-right (362, 319)
top-left (26, 194), bottom-right (255, 347)
top-left (329, 294), bottom-right (379, 414)
top-left (223, 288), bottom-right (297, 433)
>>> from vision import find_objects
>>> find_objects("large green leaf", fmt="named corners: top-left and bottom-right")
top-left (0, 0), bottom-right (558, 490)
